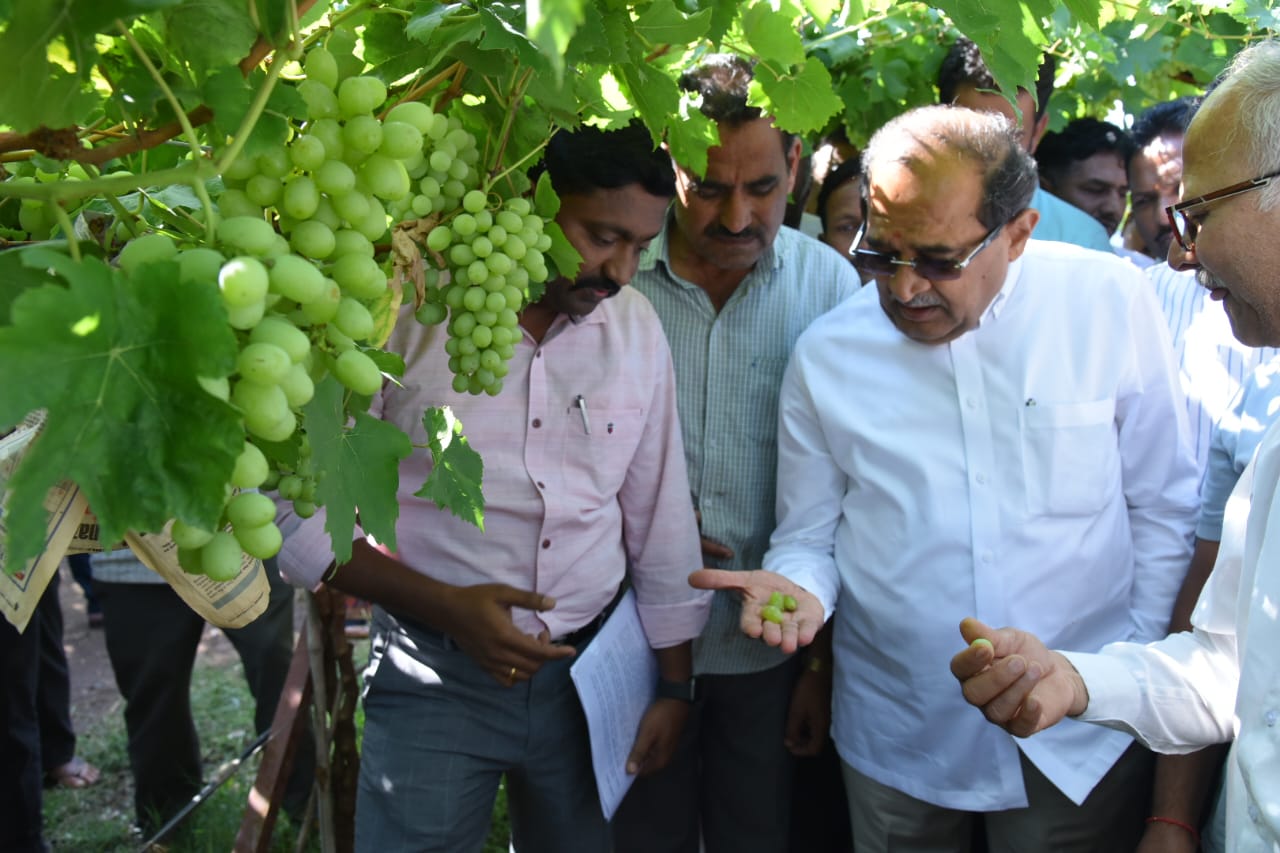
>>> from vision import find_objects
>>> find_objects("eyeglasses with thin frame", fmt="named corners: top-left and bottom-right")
top-left (849, 219), bottom-right (1006, 281)
top-left (1166, 169), bottom-right (1280, 252)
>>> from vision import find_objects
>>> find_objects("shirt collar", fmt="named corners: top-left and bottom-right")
top-left (979, 251), bottom-right (1025, 325)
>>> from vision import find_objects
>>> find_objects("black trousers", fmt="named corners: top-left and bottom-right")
top-left (96, 562), bottom-right (312, 832)
top-left (0, 572), bottom-right (72, 853)
top-left (36, 571), bottom-right (76, 772)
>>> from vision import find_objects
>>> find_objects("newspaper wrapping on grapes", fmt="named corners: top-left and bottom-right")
top-left (0, 412), bottom-right (269, 631)
top-left (0, 412), bottom-right (87, 632)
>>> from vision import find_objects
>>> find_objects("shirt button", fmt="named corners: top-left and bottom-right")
top-left (536, 481), bottom-right (545, 489)
top-left (541, 538), bottom-right (551, 549)
top-left (981, 550), bottom-right (994, 564)
top-left (532, 418), bottom-right (542, 428)
top-left (1266, 709), bottom-right (1278, 727)
top-left (536, 349), bottom-right (542, 358)
top-left (1249, 802), bottom-right (1261, 822)
top-left (975, 472), bottom-right (987, 485)
top-left (966, 397), bottom-right (978, 409)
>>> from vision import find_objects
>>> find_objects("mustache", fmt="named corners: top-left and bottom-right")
top-left (705, 225), bottom-right (761, 241)
top-left (571, 275), bottom-right (621, 296)
top-left (897, 294), bottom-right (944, 309)
top-left (1196, 268), bottom-right (1224, 291)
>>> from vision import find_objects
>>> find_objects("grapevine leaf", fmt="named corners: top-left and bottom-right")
top-left (159, 0), bottom-right (258, 77)
top-left (304, 375), bottom-right (411, 565)
top-left (633, 0), bottom-right (712, 47)
top-left (1060, 0), bottom-right (1102, 29)
top-left (476, 4), bottom-right (550, 71)
top-left (0, 249), bottom-right (61, 324)
top-left (702, 0), bottom-right (738, 46)
top-left (533, 171), bottom-right (562, 219)
top-left (364, 348), bottom-right (406, 379)
top-left (361, 10), bottom-right (439, 83)
top-left (203, 68), bottom-right (296, 158)
top-left (405, 1), bottom-right (465, 42)
top-left (566, 2), bottom-right (614, 64)
top-left (527, 0), bottom-right (586, 81)
top-left (935, 0), bottom-right (1046, 111)
top-left (414, 406), bottom-right (484, 530)
top-left (543, 221), bottom-right (583, 283)
top-left (664, 108), bottom-right (718, 180)
top-left (449, 41), bottom-right (511, 76)
top-left (750, 57), bottom-right (843, 136)
top-left (741, 2), bottom-right (806, 66)
top-left (249, 0), bottom-right (291, 45)
top-left (0, 254), bottom-right (241, 573)
top-left (0, 0), bottom-right (100, 132)
top-left (616, 59), bottom-right (682, 145)
top-left (801, 0), bottom-right (842, 24)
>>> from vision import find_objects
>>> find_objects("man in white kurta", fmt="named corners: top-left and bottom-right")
top-left (705, 105), bottom-right (1201, 852)
top-left (950, 38), bottom-right (1280, 853)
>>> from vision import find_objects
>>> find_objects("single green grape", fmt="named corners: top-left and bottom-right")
top-left (333, 298), bottom-right (375, 342)
top-left (117, 233), bottom-right (177, 274)
top-left (231, 442), bottom-right (270, 489)
top-left (303, 47), bottom-right (340, 90)
top-left (333, 349), bottom-right (383, 395)
top-left (218, 216), bottom-right (278, 256)
top-left (234, 521), bottom-right (283, 560)
top-left (170, 519), bottom-right (216, 550)
top-left (201, 532), bottom-right (244, 582)
top-left (279, 362), bottom-right (316, 407)
top-left (237, 342), bottom-right (292, 385)
top-left (268, 254), bottom-right (327, 305)
top-left (226, 492), bottom-right (278, 529)
top-left (416, 302), bottom-right (448, 325)
top-left (337, 76), bottom-right (388, 117)
top-left (384, 101), bottom-right (434, 133)
top-left (219, 256), bottom-right (270, 307)
top-left (378, 121), bottom-right (424, 160)
top-left (760, 605), bottom-right (785, 625)
top-left (290, 220), bottom-right (337, 260)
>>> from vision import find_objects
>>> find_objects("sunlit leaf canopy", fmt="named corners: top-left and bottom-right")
top-left (0, 0), bottom-right (1272, 571)
top-left (0, 0), bottom-right (1271, 171)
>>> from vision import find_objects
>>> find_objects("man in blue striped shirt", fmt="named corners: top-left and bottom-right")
top-left (612, 54), bottom-right (861, 853)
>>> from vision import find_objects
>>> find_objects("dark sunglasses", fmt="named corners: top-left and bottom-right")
top-left (1166, 169), bottom-right (1280, 252)
top-left (849, 220), bottom-right (1006, 282)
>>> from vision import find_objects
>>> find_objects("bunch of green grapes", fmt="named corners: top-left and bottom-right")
top-left (112, 221), bottom-right (381, 580)
top-left (418, 194), bottom-right (552, 395)
top-left (1, 163), bottom-right (92, 240)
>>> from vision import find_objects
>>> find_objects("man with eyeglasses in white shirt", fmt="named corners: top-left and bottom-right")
top-left (690, 103), bottom-right (1200, 853)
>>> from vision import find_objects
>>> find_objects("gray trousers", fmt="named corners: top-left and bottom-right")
top-left (355, 608), bottom-right (608, 853)
top-left (844, 741), bottom-right (1154, 853)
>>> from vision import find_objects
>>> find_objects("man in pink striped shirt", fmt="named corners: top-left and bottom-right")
top-left (277, 122), bottom-right (711, 852)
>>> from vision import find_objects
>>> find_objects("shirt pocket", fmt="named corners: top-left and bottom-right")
top-left (1020, 398), bottom-right (1117, 517)
top-left (564, 404), bottom-right (646, 498)
top-left (743, 356), bottom-right (791, 443)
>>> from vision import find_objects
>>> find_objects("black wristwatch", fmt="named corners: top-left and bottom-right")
top-left (655, 676), bottom-right (697, 703)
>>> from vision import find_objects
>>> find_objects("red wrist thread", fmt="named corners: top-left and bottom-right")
top-left (1146, 816), bottom-right (1200, 845)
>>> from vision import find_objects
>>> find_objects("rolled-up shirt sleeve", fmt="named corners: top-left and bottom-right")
top-left (276, 506), bottom-right (362, 590)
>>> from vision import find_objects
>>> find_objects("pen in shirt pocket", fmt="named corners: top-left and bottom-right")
top-left (575, 394), bottom-right (592, 434)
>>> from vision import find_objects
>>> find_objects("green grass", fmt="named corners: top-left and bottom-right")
top-left (44, 651), bottom-right (316, 852)
top-left (46, 635), bottom-right (513, 851)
